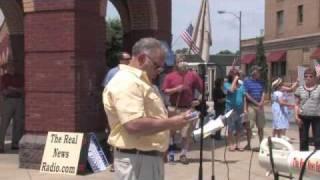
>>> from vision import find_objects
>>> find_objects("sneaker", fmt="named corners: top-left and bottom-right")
top-left (168, 153), bottom-right (175, 162)
top-left (171, 144), bottom-right (181, 152)
top-left (179, 155), bottom-right (189, 165)
top-left (109, 164), bottom-right (115, 172)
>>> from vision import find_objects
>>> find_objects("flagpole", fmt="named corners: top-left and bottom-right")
top-left (180, 0), bottom-right (212, 178)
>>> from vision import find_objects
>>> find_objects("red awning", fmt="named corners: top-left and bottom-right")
top-left (310, 48), bottom-right (320, 59)
top-left (267, 50), bottom-right (287, 62)
top-left (241, 54), bottom-right (256, 64)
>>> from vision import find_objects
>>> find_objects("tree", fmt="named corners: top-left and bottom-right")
top-left (175, 48), bottom-right (189, 54)
top-left (105, 18), bottom-right (123, 68)
top-left (255, 36), bottom-right (269, 91)
top-left (217, 50), bottom-right (234, 55)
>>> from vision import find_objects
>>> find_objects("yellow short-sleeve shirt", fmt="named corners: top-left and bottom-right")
top-left (103, 65), bottom-right (169, 152)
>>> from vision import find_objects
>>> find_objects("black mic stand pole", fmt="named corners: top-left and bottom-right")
top-left (198, 63), bottom-right (207, 180)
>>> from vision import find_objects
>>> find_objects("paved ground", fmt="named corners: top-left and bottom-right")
top-left (0, 106), bottom-right (302, 180)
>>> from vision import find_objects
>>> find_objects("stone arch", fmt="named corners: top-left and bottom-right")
top-left (106, 0), bottom-right (171, 51)
top-left (0, 0), bottom-right (23, 35)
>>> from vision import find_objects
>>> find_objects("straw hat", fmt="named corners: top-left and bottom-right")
top-left (271, 77), bottom-right (283, 90)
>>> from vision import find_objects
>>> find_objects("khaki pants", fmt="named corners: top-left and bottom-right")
top-left (247, 104), bottom-right (265, 129)
top-left (114, 150), bottom-right (164, 180)
top-left (0, 97), bottom-right (24, 149)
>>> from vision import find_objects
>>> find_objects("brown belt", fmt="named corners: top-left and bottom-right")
top-left (115, 148), bottom-right (163, 157)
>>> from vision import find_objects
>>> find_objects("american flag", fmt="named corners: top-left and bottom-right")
top-left (181, 24), bottom-right (200, 54)
top-left (314, 60), bottom-right (320, 77)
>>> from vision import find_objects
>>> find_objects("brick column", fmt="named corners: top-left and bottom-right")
top-left (20, 0), bottom-right (106, 169)
top-left (10, 34), bottom-right (24, 74)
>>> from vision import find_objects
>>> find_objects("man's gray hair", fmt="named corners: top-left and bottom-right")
top-left (132, 37), bottom-right (167, 57)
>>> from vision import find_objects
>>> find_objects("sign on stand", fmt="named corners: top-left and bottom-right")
top-left (40, 132), bottom-right (84, 175)
top-left (87, 133), bottom-right (109, 172)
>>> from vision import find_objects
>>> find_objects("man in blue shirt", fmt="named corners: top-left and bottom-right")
top-left (244, 65), bottom-right (266, 150)
top-left (101, 52), bottom-right (131, 87)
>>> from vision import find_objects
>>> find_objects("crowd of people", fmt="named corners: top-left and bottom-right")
top-left (0, 37), bottom-right (318, 180)
top-left (102, 37), bottom-right (320, 180)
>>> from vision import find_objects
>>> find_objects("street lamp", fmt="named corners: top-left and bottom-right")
top-left (218, 10), bottom-right (242, 64)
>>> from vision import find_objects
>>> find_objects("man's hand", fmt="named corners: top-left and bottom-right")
top-left (169, 109), bottom-right (194, 130)
top-left (175, 84), bottom-right (184, 93)
top-left (295, 116), bottom-right (303, 127)
top-left (191, 100), bottom-right (200, 108)
top-left (234, 75), bottom-right (240, 81)
top-left (258, 101), bottom-right (264, 110)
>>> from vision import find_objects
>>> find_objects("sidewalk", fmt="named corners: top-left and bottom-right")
top-left (0, 121), bottom-right (300, 180)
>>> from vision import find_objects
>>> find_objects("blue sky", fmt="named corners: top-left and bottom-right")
top-left (107, 0), bottom-right (265, 54)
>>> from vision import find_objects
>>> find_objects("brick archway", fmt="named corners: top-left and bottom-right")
top-left (18, 0), bottom-right (171, 169)
top-left (109, 0), bottom-right (172, 51)
top-left (0, 0), bottom-right (24, 73)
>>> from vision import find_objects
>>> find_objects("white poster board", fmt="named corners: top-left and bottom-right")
top-left (40, 132), bottom-right (83, 175)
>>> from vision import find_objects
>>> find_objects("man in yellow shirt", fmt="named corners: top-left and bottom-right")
top-left (103, 38), bottom-right (194, 180)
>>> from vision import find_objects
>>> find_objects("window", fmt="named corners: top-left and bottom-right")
top-left (277, 10), bottom-right (284, 33)
top-left (298, 5), bottom-right (303, 25)
top-left (271, 61), bottom-right (286, 78)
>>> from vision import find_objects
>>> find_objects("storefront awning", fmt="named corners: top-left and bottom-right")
top-left (310, 48), bottom-right (320, 59)
top-left (267, 50), bottom-right (286, 62)
top-left (241, 54), bottom-right (256, 64)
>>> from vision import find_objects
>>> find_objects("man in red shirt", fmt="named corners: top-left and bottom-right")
top-left (0, 63), bottom-right (24, 153)
top-left (162, 55), bottom-right (203, 164)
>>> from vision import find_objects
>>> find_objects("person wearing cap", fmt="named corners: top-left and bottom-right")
top-left (271, 78), bottom-right (297, 138)
top-left (0, 63), bottom-right (24, 153)
top-left (243, 65), bottom-right (265, 150)
top-left (294, 67), bottom-right (320, 151)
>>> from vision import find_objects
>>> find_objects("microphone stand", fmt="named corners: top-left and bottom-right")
top-left (198, 63), bottom-right (207, 180)
top-left (197, 62), bottom-right (221, 180)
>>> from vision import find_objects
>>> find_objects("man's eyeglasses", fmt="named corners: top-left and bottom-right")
top-left (145, 54), bottom-right (164, 72)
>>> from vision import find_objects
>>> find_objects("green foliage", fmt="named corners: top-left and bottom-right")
top-left (175, 48), bottom-right (189, 54)
top-left (105, 18), bottom-right (123, 68)
top-left (217, 50), bottom-right (234, 55)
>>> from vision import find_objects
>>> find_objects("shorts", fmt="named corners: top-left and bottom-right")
top-left (247, 104), bottom-right (265, 129)
top-left (167, 106), bottom-right (197, 138)
top-left (227, 110), bottom-right (243, 135)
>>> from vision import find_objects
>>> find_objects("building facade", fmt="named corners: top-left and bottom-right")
top-left (241, 0), bottom-right (320, 83)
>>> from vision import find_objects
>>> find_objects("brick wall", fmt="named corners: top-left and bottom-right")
top-left (265, 0), bottom-right (320, 41)
top-left (24, 0), bottom-right (106, 134)
top-left (23, 0), bottom-right (171, 134)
